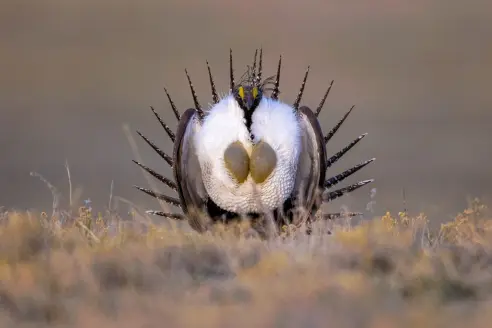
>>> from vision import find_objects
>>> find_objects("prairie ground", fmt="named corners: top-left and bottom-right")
top-left (1, 199), bottom-right (491, 328)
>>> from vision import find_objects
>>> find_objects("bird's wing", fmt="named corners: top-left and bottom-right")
top-left (290, 105), bottom-right (327, 225)
top-left (173, 108), bottom-right (211, 231)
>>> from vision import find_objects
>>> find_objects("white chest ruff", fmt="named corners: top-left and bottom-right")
top-left (194, 96), bottom-right (302, 213)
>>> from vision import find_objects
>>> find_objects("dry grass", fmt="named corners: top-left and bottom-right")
top-left (1, 199), bottom-right (492, 328)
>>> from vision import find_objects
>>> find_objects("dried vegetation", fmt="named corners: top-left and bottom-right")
top-left (0, 199), bottom-right (491, 328)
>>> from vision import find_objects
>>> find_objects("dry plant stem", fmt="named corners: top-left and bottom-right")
top-left (30, 171), bottom-right (61, 219)
top-left (75, 219), bottom-right (101, 244)
top-left (65, 159), bottom-right (73, 210)
top-left (108, 179), bottom-right (114, 212)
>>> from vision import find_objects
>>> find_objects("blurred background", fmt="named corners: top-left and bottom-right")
top-left (1, 0), bottom-right (491, 224)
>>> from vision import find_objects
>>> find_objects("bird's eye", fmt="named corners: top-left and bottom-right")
top-left (252, 87), bottom-right (258, 99)
top-left (238, 86), bottom-right (245, 100)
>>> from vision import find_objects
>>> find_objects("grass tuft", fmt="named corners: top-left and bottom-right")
top-left (0, 199), bottom-right (491, 327)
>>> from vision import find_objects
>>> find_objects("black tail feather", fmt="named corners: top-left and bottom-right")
top-left (326, 133), bottom-right (367, 169)
top-left (324, 105), bottom-right (355, 144)
top-left (184, 69), bottom-right (204, 119)
top-left (257, 48), bottom-right (263, 83)
top-left (136, 131), bottom-right (173, 167)
top-left (146, 210), bottom-right (185, 220)
top-left (324, 158), bottom-right (375, 188)
top-left (230, 48), bottom-right (235, 91)
top-left (206, 61), bottom-right (219, 104)
top-left (293, 66), bottom-right (310, 110)
top-left (132, 160), bottom-right (177, 191)
top-left (323, 212), bottom-right (362, 220)
top-left (315, 80), bottom-right (334, 117)
top-left (134, 186), bottom-right (181, 207)
top-left (322, 179), bottom-right (374, 202)
top-left (271, 55), bottom-right (282, 100)
top-left (163, 87), bottom-right (180, 121)
top-left (252, 49), bottom-right (258, 77)
top-left (150, 106), bottom-right (175, 142)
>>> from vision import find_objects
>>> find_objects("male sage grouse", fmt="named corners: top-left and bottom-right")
top-left (133, 49), bottom-right (374, 235)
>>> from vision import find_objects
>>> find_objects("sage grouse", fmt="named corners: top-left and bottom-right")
top-left (134, 49), bottom-right (374, 234)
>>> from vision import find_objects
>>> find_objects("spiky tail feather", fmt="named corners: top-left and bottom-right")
top-left (324, 158), bottom-right (375, 189)
top-left (146, 211), bottom-right (184, 220)
top-left (132, 160), bottom-right (177, 191)
top-left (322, 180), bottom-right (374, 203)
top-left (136, 131), bottom-right (173, 167)
top-left (293, 66), bottom-right (310, 110)
top-left (134, 186), bottom-right (181, 207)
top-left (322, 212), bottom-right (362, 220)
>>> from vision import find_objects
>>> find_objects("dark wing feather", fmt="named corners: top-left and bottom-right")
top-left (288, 106), bottom-right (326, 226)
top-left (172, 108), bottom-right (211, 231)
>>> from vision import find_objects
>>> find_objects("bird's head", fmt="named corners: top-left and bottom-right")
top-left (233, 84), bottom-right (263, 113)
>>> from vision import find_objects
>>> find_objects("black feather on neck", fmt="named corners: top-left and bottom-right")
top-left (244, 109), bottom-right (253, 131)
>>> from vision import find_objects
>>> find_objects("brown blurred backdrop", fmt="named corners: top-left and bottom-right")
top-left (1, 0), bottom-right (491, 223)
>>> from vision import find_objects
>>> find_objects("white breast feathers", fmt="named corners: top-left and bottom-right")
top-left (194, 94), bottom-right (301, 213)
